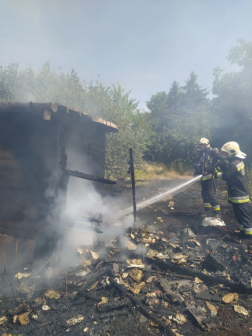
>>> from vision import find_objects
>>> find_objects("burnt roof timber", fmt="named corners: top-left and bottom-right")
top-left (0, 102), bottom-right (118, 133)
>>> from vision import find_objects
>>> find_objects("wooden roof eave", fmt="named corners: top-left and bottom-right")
top-left (0, 102), bottom-right (118, 133)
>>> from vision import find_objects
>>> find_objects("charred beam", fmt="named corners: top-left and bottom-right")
top-left (110, 277), bottom-right (173, 335)
top-left (75, 267), bottom-right (110, 297)
top-left (150, 259), bottom-right (252, 294)
top-left (59, 147), bottom-right (69, 193)
top-left (98, 298), bottom-right (131, 312)
top-left (159, 277), bottom-right (184, 304)
top-left (148, 269), bottom-right (194, 280)
top-left (73, 294), bottom-right (102, 305)
top-left (66, 169), bottom-right (116, 185)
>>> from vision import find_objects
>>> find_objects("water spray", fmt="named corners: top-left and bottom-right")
top-left (120, 174), bottom-right (202, 218)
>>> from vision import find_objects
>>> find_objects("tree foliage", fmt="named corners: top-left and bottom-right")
top-left (212, 39), bottom-right (252, 163)
top-left (146, 73), bottom-right (213, 170)
top-left (146, 40), bottom-right (252, 170)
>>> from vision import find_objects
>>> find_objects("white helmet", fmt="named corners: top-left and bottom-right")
top-left (199, 137), bottom-right (210, 147)
top-left (221, 141), bottom-right (247, 159)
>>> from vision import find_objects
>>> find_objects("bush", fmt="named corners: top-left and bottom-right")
top-left (247, 164), bottom-right (252, 195)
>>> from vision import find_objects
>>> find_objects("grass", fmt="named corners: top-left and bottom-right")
top-left (134, 163), bottom-right (191, 181)
top-left (105, 161), bottom-right (192, 181)
top-left (247, 164), bottom-right (252, 195)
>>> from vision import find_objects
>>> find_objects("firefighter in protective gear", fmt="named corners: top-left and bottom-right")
top-left (194, 138), bottom-right (221, 217)
top-left (213, 142), bottom-right (252, 237)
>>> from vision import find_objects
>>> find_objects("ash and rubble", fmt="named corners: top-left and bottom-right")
top-left (1, 182), bottom-right (252, 336)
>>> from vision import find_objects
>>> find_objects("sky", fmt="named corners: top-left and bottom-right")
top-left (0, 0), bottom-right (251, 109)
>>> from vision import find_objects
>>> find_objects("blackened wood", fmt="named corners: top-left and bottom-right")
top-left (73, 293), bottom-right (102, 305)
top-left (76, 267), bottom-right (109, 296)
top-left (148, 269), bottom-right (193, 280)
top-left (159, 277), bottom-right (184, 304)
top-left (150, 259), bottom-right (252, 294)
top-left (60, 147), bottom-right (69, 192)
top-left (110, 278), bottom-right (173, 335)
top-left (84, 294), bottom-right (102, 301)
top-left (98, 298), bottom-right (131, 312)
top-left (194, 292), bottom-right (221, 302)
top-left (66, 169), bottom-right (116, 184)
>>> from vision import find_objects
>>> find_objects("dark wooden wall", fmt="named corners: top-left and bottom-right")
top-left (0, 110), bottom-right (108, 237)
top-left (65, 117), bottom-right (107, 177)
top-left (0, 112), bottom-right (59, 238)
top-left (0, 106), bottom-right (112, 272)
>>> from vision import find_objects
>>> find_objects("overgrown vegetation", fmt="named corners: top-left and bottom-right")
top-left (133, 163), bottom-right (190, 181)
top-left (1, 39), bottom-right (252, 179)
top-left (146, 73), bottom-right (213, 168)
top-left (247, 165), bottom-right (252, 196)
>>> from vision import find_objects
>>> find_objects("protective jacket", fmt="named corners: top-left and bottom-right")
top-left (216, 157), bottom-right (250, 204)
top-left (195, 147), bottom-right (218, 181)
top-left (195, 148), bottom-right (220, 213)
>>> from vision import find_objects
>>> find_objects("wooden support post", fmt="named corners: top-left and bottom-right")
top-left (129, 148), bottom-right (136, 225)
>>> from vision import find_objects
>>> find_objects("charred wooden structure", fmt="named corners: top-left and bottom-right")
top-left (0, 102), bottom-right (118, 267)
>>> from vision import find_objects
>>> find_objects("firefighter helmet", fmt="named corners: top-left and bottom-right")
top-left (220, 141), bottom-right (247, 159)
top-left (199, 137), bottom-right (210, 147)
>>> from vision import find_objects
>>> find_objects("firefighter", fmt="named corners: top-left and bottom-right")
top-left (214, 141), bottom-right (252, 237)
top-left (194, 138), bottom-right (221, 218)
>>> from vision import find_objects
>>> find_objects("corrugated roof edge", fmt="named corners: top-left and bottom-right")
top-left (0, 102), bottom-right (118, 133)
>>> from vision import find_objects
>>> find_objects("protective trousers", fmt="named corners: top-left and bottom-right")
top-left (201, 178), bottom-right (220, 214)
top-left (232, 202), bottom-right (252, 236)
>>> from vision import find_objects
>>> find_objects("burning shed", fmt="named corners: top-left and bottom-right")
top-left (0, 102), bottom-right (118, 268)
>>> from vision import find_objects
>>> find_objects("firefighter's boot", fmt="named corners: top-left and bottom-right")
top-left (239, 226), bottom-right (246, 238)
top-left (212, 205), bottom-right (221, 219)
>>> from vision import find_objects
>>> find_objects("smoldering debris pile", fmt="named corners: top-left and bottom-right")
top-left (1, 227), bottom-right (252, 336)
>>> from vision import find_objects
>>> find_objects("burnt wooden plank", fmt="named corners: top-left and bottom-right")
top-left (66, 169), bottom-right (116, 184)
top-left (110, 278), bottom-right (173, 335)
top-left (150, 259), bottom-right (252, 294)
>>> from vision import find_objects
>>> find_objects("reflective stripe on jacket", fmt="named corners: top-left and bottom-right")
top-left (201, 174), bottom-right (213, 181)
top-left (216, 158), bottom-right (250, 204)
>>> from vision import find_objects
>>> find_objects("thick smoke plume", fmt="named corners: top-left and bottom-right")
top-left (40, 148), bottom-right (134, 272)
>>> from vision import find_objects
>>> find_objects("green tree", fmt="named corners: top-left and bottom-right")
top-left (104, 84), bottom-right (148, 178)
top-left (146, 73), bottom-right (212, 170)
top-left (212, 39), bottom-right (252, 162)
